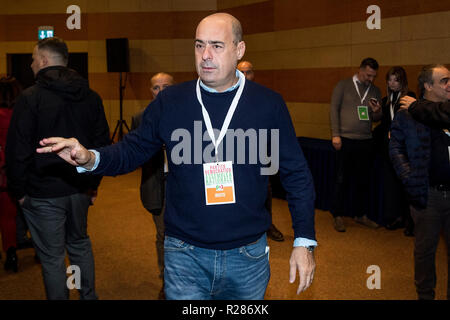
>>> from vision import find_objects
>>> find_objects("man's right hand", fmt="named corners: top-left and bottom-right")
top-left (332, 136), bottom-right (342, 150)
top-left (399, 96), bottom-right (417, 109)
top-left (36, 137), bottom-right (95, 169)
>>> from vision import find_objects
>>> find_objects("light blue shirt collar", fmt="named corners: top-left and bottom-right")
top-left (199, 70), bottom-right (242, 93)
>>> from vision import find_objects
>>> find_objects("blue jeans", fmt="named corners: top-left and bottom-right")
top-left (164, 234), bottom-right (270, 300)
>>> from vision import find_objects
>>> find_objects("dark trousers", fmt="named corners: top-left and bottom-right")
top-left (410, 187), bottom-right (450, 300)
top-left (151, 191), bottom-right (165, 281)
top-left (381, 155), bottom-right (413, 227)
top-left (331, 137), bottom-right (373, 218)
top-left (16, 205), bottom-right (29, 242)
top-left (21, 193), bottom-right (97, 300)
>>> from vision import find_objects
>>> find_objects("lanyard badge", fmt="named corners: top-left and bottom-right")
top-left (203, 161), bottom-right (236, 205)
top-left (353, 75), bottom-right (371, 121)
top-left (196, 71), bottom-right (245, 205)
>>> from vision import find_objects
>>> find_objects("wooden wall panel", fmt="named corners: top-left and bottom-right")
top-left (1, 0), bottom-right (449, 139)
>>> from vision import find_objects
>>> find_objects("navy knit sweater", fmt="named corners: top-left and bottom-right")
top-left (95, 79), bottom-right (316, 249)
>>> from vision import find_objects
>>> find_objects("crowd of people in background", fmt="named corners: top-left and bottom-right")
top-left (0, 12), bottom-right (449, 301)
top-left (330, 58), bottom-right (449, 300)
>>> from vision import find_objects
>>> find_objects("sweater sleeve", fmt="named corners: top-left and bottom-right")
top-left (94, 98), bottom-right (164, 176)
top-left (86, 94), bottom-right (111, 190)
top-left (330, 80), bottom-right (345, 137)
top-left (275, 94), bottom-right (316, 241)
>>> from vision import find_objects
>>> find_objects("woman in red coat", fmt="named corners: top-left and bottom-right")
top-left (0, 76), bottom-right (22, 272)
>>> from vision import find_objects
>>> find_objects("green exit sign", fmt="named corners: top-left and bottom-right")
top-left (38, 26), bottom-right (54, 40)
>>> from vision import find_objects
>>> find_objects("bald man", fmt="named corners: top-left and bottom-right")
top-left (37, 13), bottom-right (316, 300)
top-left (131, 72), bottom-right (174, 300)
top-left (237, 60), bottom-right (254, 81)
top-left (149, 72), bottom-right (174, 99)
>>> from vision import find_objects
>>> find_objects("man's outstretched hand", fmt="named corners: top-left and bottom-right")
top-left (36, 137), bottom-right (95, 169)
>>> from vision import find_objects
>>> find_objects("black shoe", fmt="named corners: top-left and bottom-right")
top-left (267, 224), bottom-right (284, 242)
top-left (4, 247), bottom-right (18, 273)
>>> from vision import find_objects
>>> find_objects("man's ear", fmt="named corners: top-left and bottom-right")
top-left (424, 82), bottom-right (433, 92)
top-left (40, 55), bottom-right (49, 68)
top-left (236, 41), bottom-right (246, 60)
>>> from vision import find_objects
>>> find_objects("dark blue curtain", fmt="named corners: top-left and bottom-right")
top-left (271, 137), bottom-right (385, 226)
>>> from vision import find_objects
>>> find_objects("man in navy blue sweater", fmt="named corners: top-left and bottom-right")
top-left (36, 13), bottom-right (317, 300)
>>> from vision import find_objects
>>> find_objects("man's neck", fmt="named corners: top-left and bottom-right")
top-left (356, 73), bottom-right (363, 83)
top-left (215, 76), bottom-right (239, 93)
top-left (355, 73), bottom-right (368, 86)
top-left (200, 71), bottom-right (240, 93)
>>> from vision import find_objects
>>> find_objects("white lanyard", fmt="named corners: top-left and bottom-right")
top-left (390, 92), bottom-right (400, 120)
top-left (353, 75), bottom-right (371, 105)
top-left (196, 71), bottom-right (246, 162)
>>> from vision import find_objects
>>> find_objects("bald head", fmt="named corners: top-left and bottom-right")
top-left (195, 13), bottom-right (246, 92)
top-left (237, 61), bottom-right (254, 81)
top-left (198, 13), bottom-right (242, 44)
top-left (150, 72), bottom-right (174, 99)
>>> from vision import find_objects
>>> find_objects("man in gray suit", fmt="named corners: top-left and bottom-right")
top-left (130, 72), bottom-right (174, 299)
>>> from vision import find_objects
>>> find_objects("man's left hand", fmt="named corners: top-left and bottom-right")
top-left (289, 246), bottom-right (316, 294)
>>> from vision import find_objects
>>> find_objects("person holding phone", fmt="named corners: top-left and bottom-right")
top-left (329, 57), bottom-right (382, 232)
top-left (373, 66), bottom-right (416, 236)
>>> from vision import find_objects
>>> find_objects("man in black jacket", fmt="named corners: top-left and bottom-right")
top-left (5, 37), bottom-right (110, 300)
top-left (390, 64), bottom-right (450, 300)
